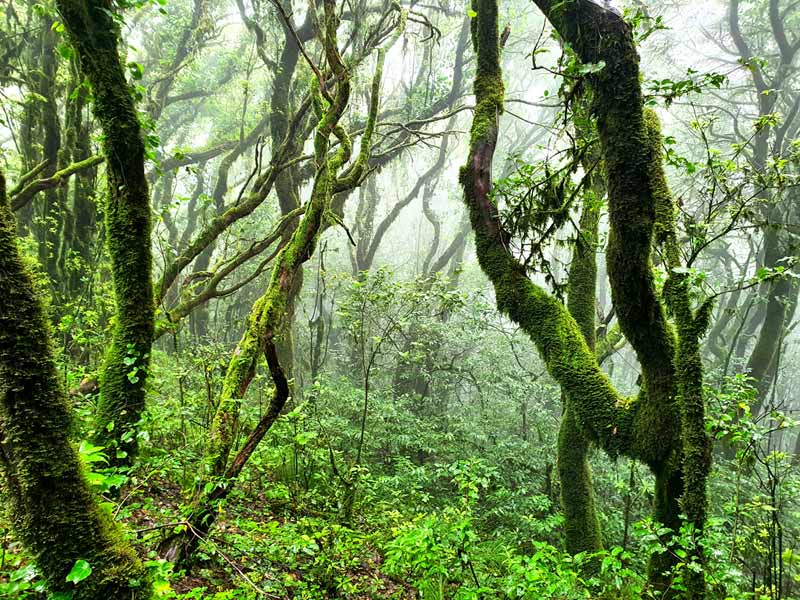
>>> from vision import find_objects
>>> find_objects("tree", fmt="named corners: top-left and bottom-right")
top-left (460, 0), bottom-right (712, 595)
top-left (158, 0), bottom-right (391, 561)
top-left (0, 169), bottom-right (150, 599)
top-left (56, 0), bottom-right (155, 466)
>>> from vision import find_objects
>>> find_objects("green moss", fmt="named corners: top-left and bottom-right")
top-left (167, 4), bottom-right (388, 561)
top-left (559, 135), bottom-right (604, 556)
top-left (558, 402), bottom-right (603, 554)
top-left (461, 0), bottom-right (633, 464)
top-left (646, 107), bottom-right (711, 598)
top-left (541, 18), bottom-right (687, 590)
top-left (466, 2), bottom-right (712, 594)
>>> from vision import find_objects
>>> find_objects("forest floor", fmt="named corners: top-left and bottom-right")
top-left (123, 474), bottom-right (417, 599)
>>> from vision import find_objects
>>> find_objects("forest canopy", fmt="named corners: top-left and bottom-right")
top-left (0, 0), bottom-right (799, 598)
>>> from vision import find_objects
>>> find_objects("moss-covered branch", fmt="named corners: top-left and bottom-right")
top-left (530, 0), bottom-right (681, 472)
top-left (155, 95), bottom-right (314, 303)
top-left (461, 0), bottom-right (632, 464)
top-left (158, 0), bottom-right (387, 563)
top-left (10, 154), bottom-right (104, 212)
top-left (155, 206), bottom-right (306, 338)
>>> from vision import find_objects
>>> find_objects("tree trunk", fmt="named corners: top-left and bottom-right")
top-left (560, 170), bottom-right (603, 556)
top-left (57, 0), bottom-right (155, 466)
top-left (158, 2), bottom-right (388, 562)
top-left (0, 171), bottom-right (150, 599)
top-left (460, 1), bottom-right (710, 595)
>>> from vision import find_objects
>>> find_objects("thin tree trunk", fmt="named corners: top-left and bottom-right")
top-left (158, 5), bottom-right (388, 561)
top-left (560, 172), bottom-right (603, 556)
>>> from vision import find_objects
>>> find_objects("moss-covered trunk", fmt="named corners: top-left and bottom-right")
top-left (461, 0), bottom-right (710, 595)
top-left (56, 0), bottom-right (155, 465)
top-left (529, 2), bottom-right (690, 590)
top-left (158, 0), bottom-right (387, 563)
top-left (559, 183), bottom-right (603, 556)
top-left (649, 110), bottom-right (714, 597)
top-left (0, 171), bottom-right (149, 599)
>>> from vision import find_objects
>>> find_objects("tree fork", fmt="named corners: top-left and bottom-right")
top-left (158, 1), bottom-right (389, 563)
top-left (461, 0), bottom-right (710, 595)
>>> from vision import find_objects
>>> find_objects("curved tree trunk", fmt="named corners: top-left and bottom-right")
top-left (158, 2), bottom-right (389, 562)
top-left (460, 1), bottom-right (710, 595)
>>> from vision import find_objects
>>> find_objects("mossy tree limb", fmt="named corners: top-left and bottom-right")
top-left (56, 0), bottom-right (155, 466)
top-left (158, 3), bottom-right (388, 563)
top-left (10, 154), bottom-right (104, 212)
top-left (531, 0), bottom-right (680, 470)
top-left (461, 0), bottom-right (633, 463)
top-left (525, 3), bottom-right (694, 589)
top-left (559, 147), bottom-right (604, 557)
top-left (0, 171), bottom-right (150, 599)
top-left (462, 1), bottom-right (710, 595)
top-left (649, 110), bottom-right (713, 597)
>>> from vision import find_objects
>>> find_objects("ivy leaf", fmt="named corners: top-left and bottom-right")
top-left (57, 43), bottom-right (74, 60)
top-left (577, 60), bottom-right (606, 75)
top-left (66, 560), bottom-right (92, 585)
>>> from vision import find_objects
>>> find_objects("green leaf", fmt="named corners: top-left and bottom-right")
top-left (577, 60), bottom-right (606, 74)
top-left (57, 43), bottom-right (74, 60)
top-left (127, 61), bottom-right (145, 81)
top-left (66, 560), bottom-right (92, 585)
